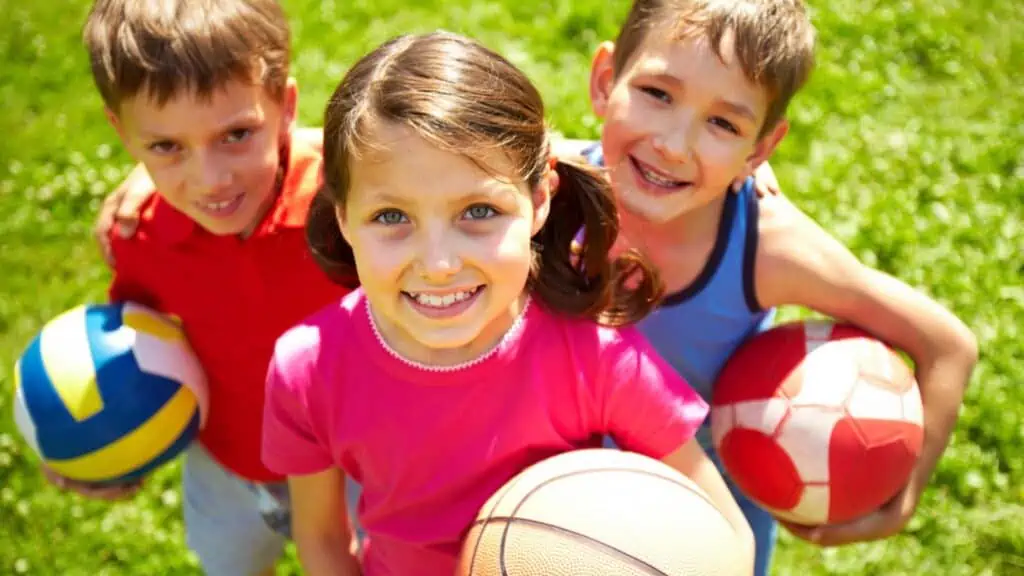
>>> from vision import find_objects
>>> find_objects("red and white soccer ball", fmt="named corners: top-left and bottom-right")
top-left (710, 319), bottom-right (924, 526)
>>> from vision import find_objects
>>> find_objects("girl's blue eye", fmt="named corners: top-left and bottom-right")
top-left (464, 204), bottom-right (497, 220)
top-left (374, 209), bottom-right (408, 225)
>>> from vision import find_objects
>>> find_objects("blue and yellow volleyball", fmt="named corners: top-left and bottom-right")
top-left (13, 302), bottom-right (208, 485)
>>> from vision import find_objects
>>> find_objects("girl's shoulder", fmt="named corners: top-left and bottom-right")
top-left (533, 303), bottom-right (649, 363)
top-left (271, 290), bottom-right (365, 375)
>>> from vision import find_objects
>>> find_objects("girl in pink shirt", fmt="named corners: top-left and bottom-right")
top-left (261, 31), bottom-right (755, 576)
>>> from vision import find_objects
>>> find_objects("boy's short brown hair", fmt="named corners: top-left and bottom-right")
top-left (83, 0), bottom-right (291, 111)
top-left (613, 0), bottom-right (816, 136)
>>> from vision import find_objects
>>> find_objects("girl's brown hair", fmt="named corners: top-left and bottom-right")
top-left (307, 32), bottom-right (662, 326)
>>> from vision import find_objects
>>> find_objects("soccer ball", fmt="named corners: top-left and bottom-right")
top-left (710, 319), bottom-right (924, 526)
top-left (13, 302), bottom-right (208, 485)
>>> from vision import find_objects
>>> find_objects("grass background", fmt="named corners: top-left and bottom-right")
top-left (1, 0), bottom-right (1021, 574)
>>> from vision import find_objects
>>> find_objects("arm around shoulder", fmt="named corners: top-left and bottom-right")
top-left (753, 196), bottom-right (978, 544)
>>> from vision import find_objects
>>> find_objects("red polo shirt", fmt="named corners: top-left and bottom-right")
top-left (109, 136), bottom-right (350, 482)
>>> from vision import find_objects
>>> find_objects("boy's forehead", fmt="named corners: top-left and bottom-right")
top-left (622, 30), bottom-right (770, 120)
top-left (118, 79), bottom-right (278, 135)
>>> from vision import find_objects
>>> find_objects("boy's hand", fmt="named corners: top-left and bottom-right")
top-left (780, 484), bottom-right (919, 547)
top-left (94, 163), bottom-right (156, 267)
top-left (42, 464), bottom-right (143, 501)
top-left (733, 161), bottom-right (782, 197)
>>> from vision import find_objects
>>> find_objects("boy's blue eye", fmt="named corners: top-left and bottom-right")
top-left (373, 209), bottom-right (408, 225)
top-left (464, 204), bottom-right (497, 220)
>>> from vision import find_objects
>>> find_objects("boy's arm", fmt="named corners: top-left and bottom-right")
top-left (755, 196), bottom-right (979, 546)
top-left (290, 468), bottom-right (362, 576)
top-left (660, 440), bottom-right (756, 574)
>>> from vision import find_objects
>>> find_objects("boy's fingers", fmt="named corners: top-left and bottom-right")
top-left (43, 465), bottom-right (142, 501)
top-left (94, 185), bottom-right (137, 264)
top-left (114, 188), bottom-right (147, 238)
top-left (65, 478), bottom-right (141, 501)
top-left (780, 508), bottom-right (899, 548)
top-left (88, 481), bottom-right (142, 501)
top-left (41, 465), bottom-right (68, 489)
top-left (93, 195), bottom-right (121, 265)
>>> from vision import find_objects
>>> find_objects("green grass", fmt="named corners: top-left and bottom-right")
top-left (1, 0), bottom-right (1021, 574)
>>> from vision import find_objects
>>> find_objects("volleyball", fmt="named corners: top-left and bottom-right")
top-left (13, 302), bottom-right (208, 485)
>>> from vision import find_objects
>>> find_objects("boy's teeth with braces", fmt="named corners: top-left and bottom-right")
top-left (408, 288), bottom-right (479, 308)
top-left (637, 162), bottom-right (688, 187)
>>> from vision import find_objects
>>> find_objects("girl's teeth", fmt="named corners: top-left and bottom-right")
top-left (411, 289), bottom-right (476, 308)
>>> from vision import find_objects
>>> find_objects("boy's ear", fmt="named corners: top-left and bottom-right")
top-left (589, 41), bottom-right (617, 119)
top-left (741, 119), bottom-right (789, 180)
top-left (280, 77), bottom-right (299, 140)
top-left (105, 107), bottom-right (127, 141)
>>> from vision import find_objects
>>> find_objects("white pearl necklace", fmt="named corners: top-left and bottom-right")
top-left (366, 296), bottom-right (532, 373)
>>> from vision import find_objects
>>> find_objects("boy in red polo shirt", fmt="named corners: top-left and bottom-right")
top-left (42, 1), bottom-right (350, 574)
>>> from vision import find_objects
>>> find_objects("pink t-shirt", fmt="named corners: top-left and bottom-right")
top-left (262, 289), bottom-right (708, 576)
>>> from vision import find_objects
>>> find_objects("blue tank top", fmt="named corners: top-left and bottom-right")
top-left (582, 143), bottom-right (775, 404)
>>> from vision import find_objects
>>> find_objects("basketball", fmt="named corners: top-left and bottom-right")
top-left (457, 448), bottom-right (748, 576)
top-left (13, 302), bottom-right (208, 485)
top-left (710, 319), bottom-right (924, 525)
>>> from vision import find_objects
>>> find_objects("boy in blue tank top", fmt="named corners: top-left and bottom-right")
top-left (568, 0), bottom-right (978, 573)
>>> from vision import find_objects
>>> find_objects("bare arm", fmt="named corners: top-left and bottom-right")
top-left (661, 440), bottom-right (755, 574)
top-left (756, 196), bottom-right (978, 545)
top-left (289, 467), bottom-right (362, 576)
